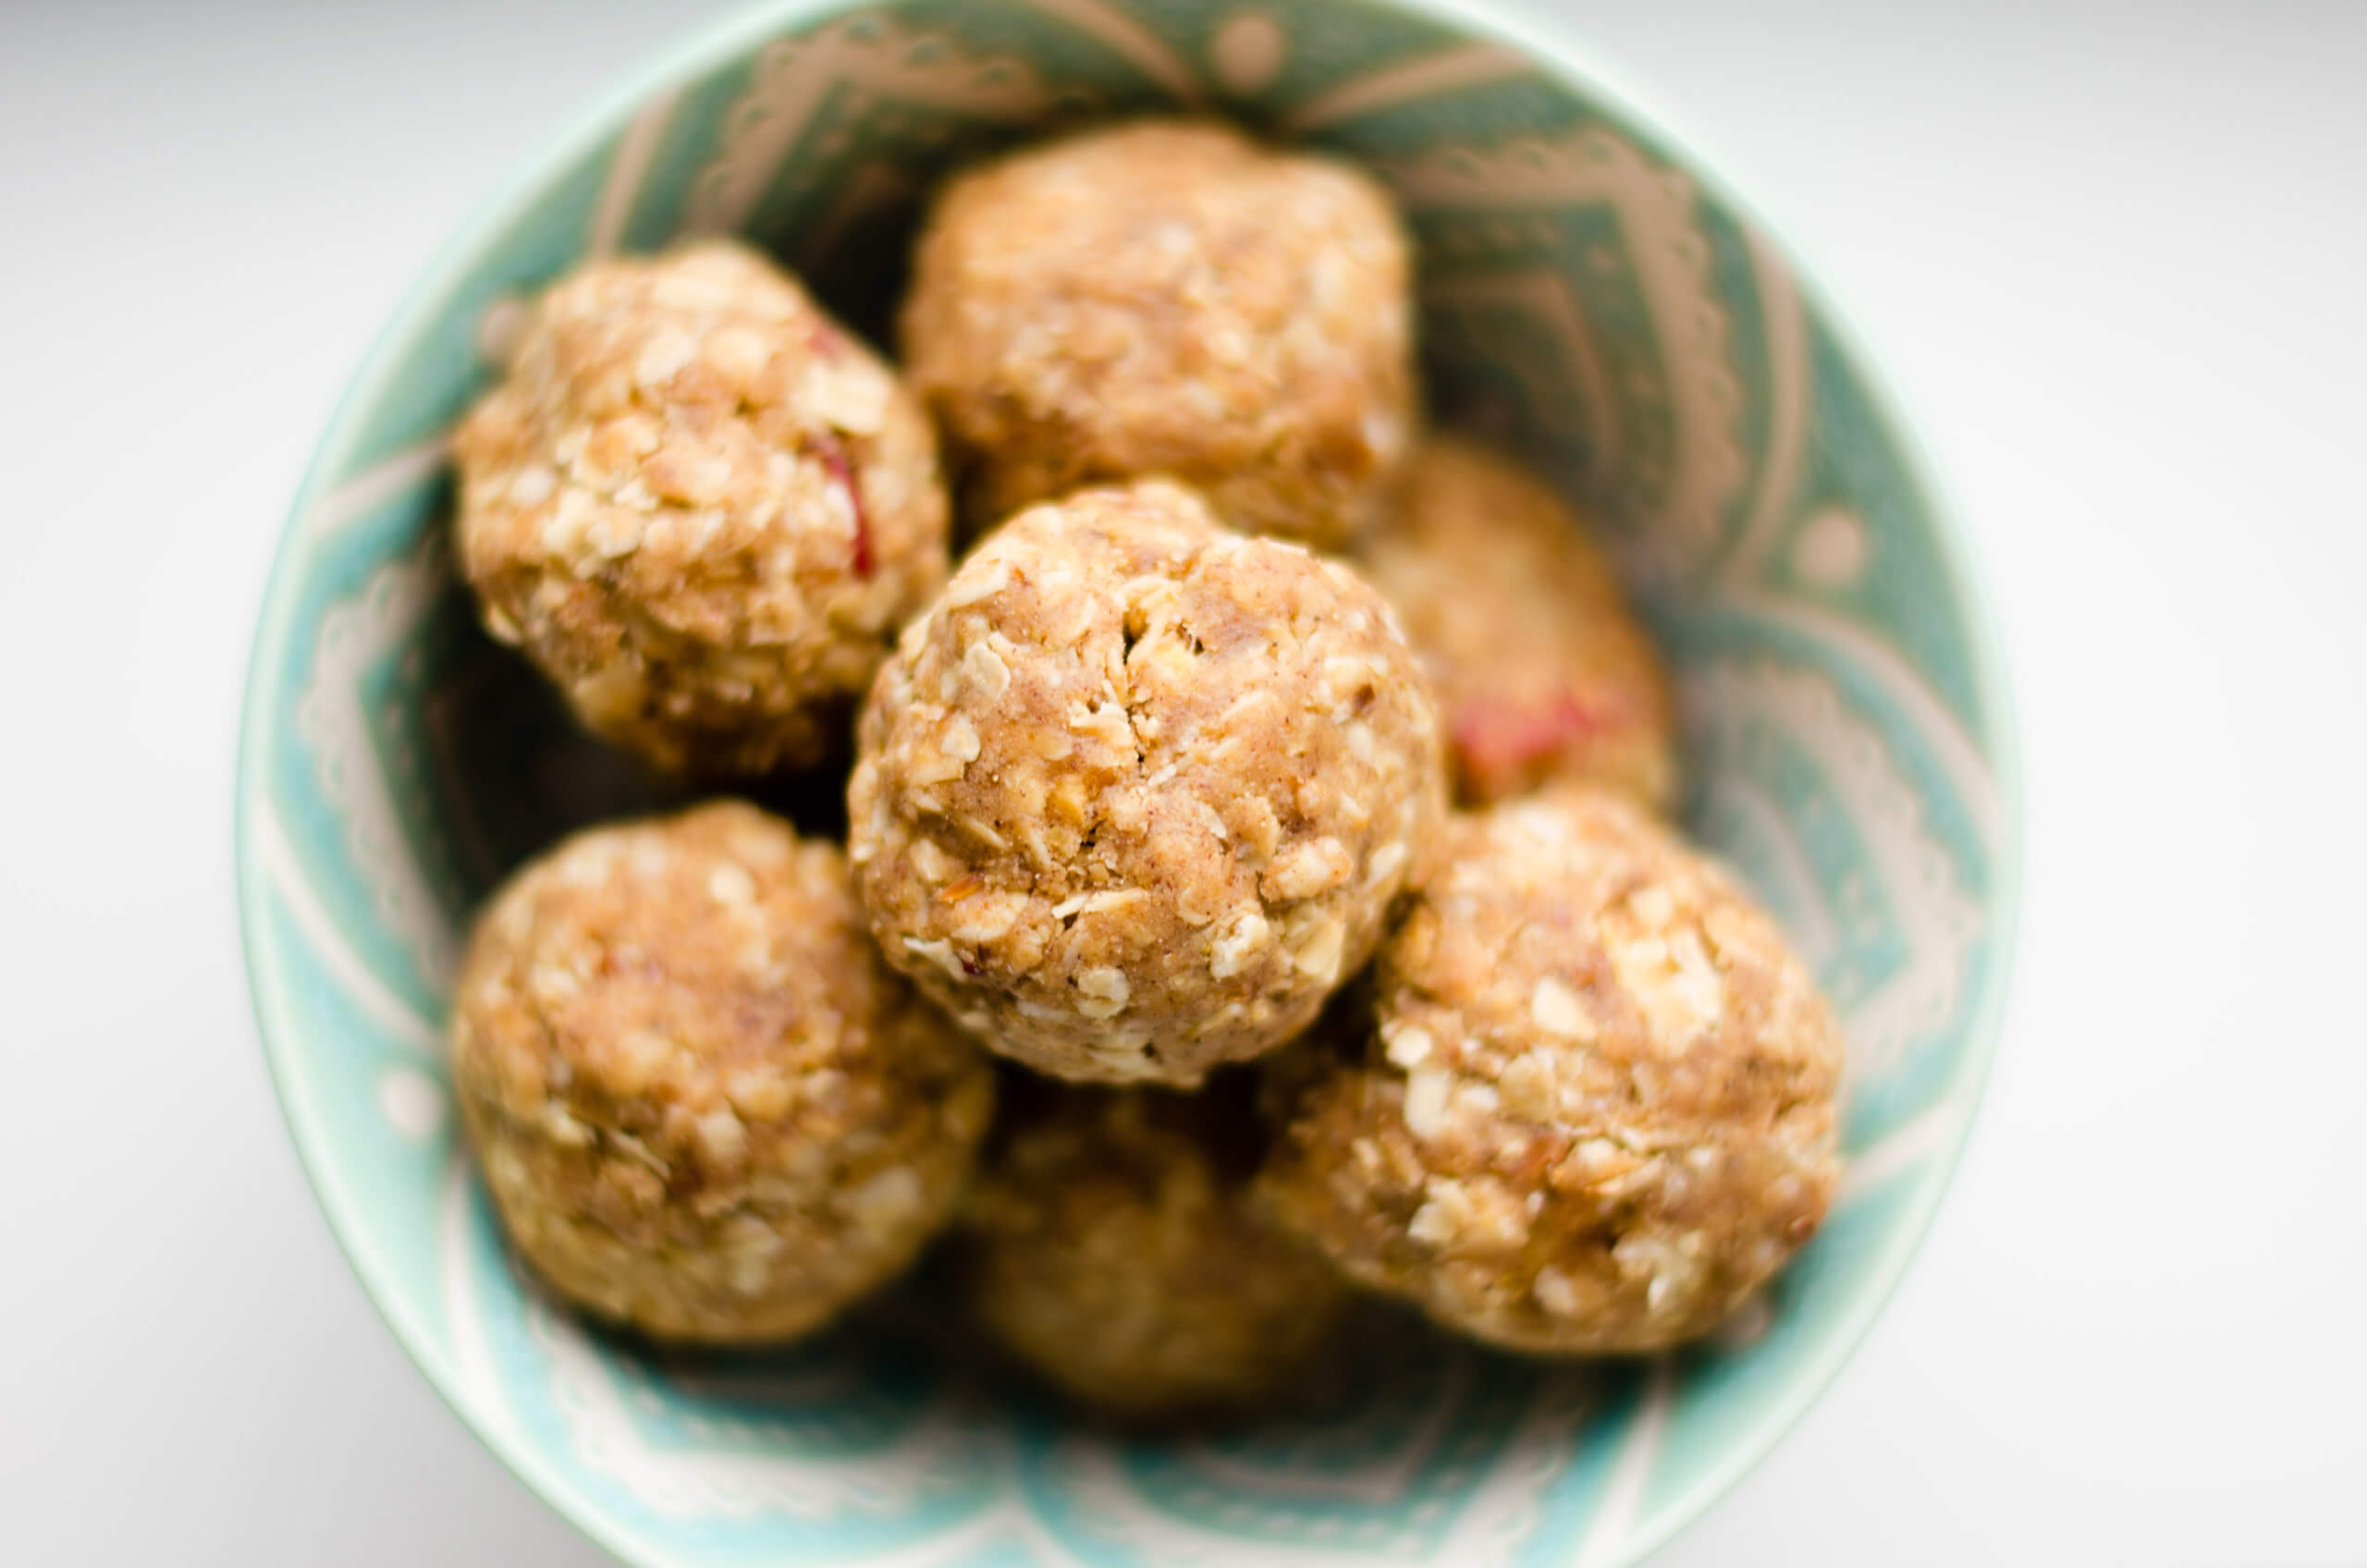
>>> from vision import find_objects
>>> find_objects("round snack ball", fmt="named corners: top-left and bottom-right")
top-left (1259, 790), bottom-right (1843, 1354)
top-left (450, 801), bottom-right (994, 1343)
top-left (848, 479), bottom-right (1447, 1085)
top-left (456, 240), bottom-right (950, 777)
top-left (959, 1075), bottom-right (1351, 1421)
top-left (900, 119), bottom-right (1416, 549)
top-left (1357, 437), bottom-right (1678, 811)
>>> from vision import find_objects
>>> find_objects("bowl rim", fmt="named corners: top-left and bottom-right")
top-left (234, 1), bottom-right (2024, 1562)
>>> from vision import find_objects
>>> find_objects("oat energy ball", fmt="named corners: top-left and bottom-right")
top-left (1260, 790), bottom-right (1843, 1354)
top-left (450, 802), bottom-right (993, 1343)
top-left (849, 480), bottom-right (1447, 1085)
top-left (456, 240), bottom-right (950, 777)
top-left (901, 119), bottom-right (1416, 548)
top-left (961, 1077), bottom-right (1350, 1420)
top-left (1358, 438), bottom-right (1678, 811)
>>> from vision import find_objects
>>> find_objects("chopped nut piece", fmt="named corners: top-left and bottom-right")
top-left (1403, 1071), bottom-right (1452, 1141)
top-left (1381, 1022), bottom-right (1434, 1071)
top-left (1073, 966), bottom-right (1131, 1020)
top-left (1530, 975), bottom-right (1594, 1040)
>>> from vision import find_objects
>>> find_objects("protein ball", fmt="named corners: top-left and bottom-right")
top-left (1357, 437), bottom-right (1678, 811)
top-left (1259, 790), bottom-right (1843, 1354)
top-left (449, 802), bottom-right (993, 1343)
top-left (901, 119), bottom-right (1416, 549)
top-left (455, 240), bottom-right (950, 777)
top-left (960, 1075), bottom-right (1350, 1421)
top-left (848, 479), bottom-right (1447, 1085)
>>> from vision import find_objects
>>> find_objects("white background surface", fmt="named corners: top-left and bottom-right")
top-left (4, 1), bottom-right (2363, 1562)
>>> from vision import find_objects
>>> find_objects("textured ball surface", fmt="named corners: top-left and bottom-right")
top-left (960, 1077), bottom-right (1350, 1420)
top-left (901, 119), bottom-right (1415, 548)
top-left (450, 802), bottom-right (993, 1343)
top-left (849, 479), bottom-right (1447, 1084)
top-left (1357, 437), bottom-right (1677, 810)
top-left (456, 241), bottom-right (950, 776)
top-left (1260, 790), bottom-right (1842, 1353)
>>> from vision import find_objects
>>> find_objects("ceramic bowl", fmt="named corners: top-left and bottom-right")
top-left (237, 0), bottom-right (2019, 1561)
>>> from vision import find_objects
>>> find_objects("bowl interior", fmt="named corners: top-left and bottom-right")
top-left (238, 2), bottom-right (2016, 1563)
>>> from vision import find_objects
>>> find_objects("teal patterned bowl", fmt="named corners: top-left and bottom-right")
top-left (236, 0), bottom-right (2019, 1562)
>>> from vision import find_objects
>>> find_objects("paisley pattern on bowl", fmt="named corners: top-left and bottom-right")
top-left (237, 3), bottom-right (2018, 1563)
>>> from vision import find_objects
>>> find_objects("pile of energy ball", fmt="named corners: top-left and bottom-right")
top-left (448, 121), bottom-right (1846, 1422)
